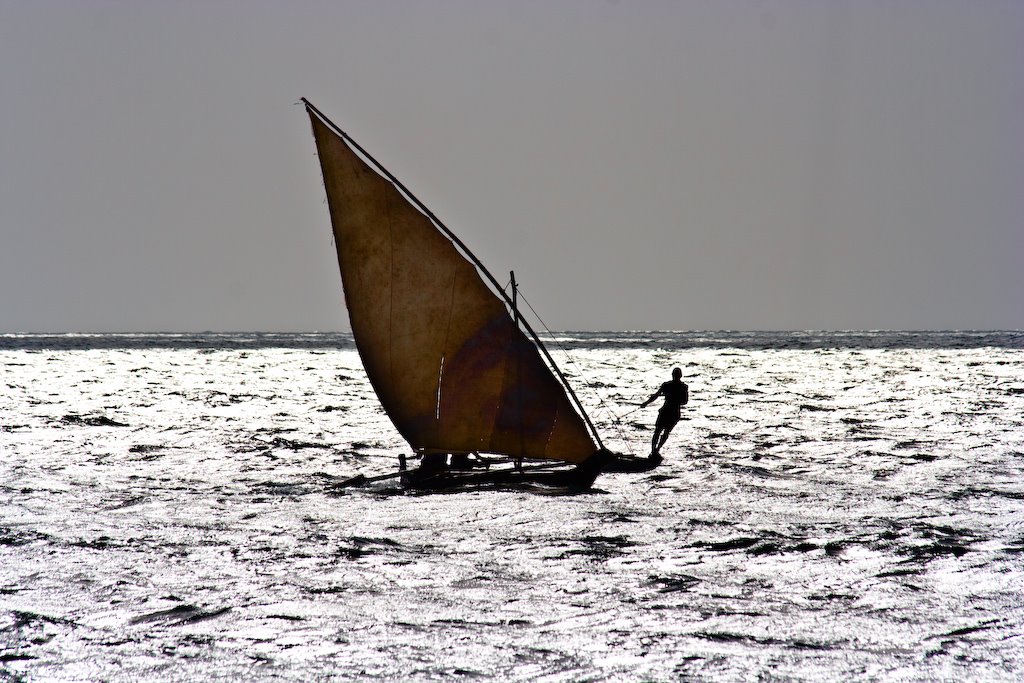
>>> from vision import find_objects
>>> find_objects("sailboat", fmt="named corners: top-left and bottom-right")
top-left (303, 99), bottom-right (657, 490)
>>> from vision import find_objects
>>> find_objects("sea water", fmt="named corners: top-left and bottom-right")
top-left (2, 331), bottom-right (1023, 681)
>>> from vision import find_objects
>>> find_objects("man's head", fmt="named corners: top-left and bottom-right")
top-left (672, 367), bottom-right (682, 380)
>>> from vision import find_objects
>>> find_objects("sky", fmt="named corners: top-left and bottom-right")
top-left (1, 1), bottom-right (1021, 332)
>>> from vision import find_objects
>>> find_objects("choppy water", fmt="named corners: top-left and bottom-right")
top-left (2, 331), bottom-right (1023, 681)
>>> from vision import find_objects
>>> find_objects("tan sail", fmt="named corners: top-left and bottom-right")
top-left (308, 109), bottom-right (597, 463)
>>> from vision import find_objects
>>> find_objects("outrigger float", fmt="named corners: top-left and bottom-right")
top-left (303, 100), bottom-right (659, 491)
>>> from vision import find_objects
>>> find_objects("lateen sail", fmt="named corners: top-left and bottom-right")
top-left (307, 106), bottom-right (597, 463)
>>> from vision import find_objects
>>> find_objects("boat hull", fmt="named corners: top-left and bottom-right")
top-left (604, 452), bottom-right (663, 473)
top-left (401, 449), bottom-right (611, 491)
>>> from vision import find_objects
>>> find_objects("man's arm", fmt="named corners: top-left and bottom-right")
top-left (640, 387), bottom-right (663, 407)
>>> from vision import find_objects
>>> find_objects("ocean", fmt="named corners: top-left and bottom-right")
top-left (2, 331), bottom-right (1023, 681)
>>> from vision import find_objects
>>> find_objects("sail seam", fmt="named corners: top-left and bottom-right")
top-left (435, 355), bottom-right (445, 421)
top-left (437, 270), bottom-right (458, 433)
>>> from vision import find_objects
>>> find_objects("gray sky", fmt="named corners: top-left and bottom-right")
top-left (2, 1), bottom-right (1021, 332)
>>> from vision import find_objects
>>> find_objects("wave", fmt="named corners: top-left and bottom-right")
top-left (2, 330), bottom-right (1022, 351)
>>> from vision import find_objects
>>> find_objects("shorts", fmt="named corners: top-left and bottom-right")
top-left (656, 408), bottom-right (680, 431)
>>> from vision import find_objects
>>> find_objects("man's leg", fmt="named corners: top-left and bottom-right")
top-left (656, 418), bottom-right (679, 451)
top-left (656, 425), bottom-right (674, 451)
top-left (651, 426), bottom-right (662, 455)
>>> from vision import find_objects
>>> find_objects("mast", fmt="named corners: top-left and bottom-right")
top-left (302, 99), bottom-right (605, 451)
top-left (510, 271), bottom-right (519, 328)
top-left (511, 270), bottom-right (523, 466)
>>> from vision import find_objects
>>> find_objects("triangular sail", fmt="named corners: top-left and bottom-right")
top-left (307, 107), bottom-right (597, 463)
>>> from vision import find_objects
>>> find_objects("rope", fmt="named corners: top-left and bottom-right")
top-left (515, 288), bottom-right (637, 456)
top-left (613, 405), bottom-right (643, 422)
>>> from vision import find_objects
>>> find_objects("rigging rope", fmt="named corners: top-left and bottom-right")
top-left (514, 287), bottom-right (637, 456)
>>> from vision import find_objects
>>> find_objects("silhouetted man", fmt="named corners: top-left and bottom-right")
top-left (640, 367), bottom-right (688, 456)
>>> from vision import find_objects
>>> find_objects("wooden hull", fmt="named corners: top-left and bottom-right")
top-left (401, 449), bottom-right (611, 492)
top-left (604, 452), bottom-right (663, 473)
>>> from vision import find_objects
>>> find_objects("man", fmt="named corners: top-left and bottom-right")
top-left (640, 367), bottom-right (688, 456)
